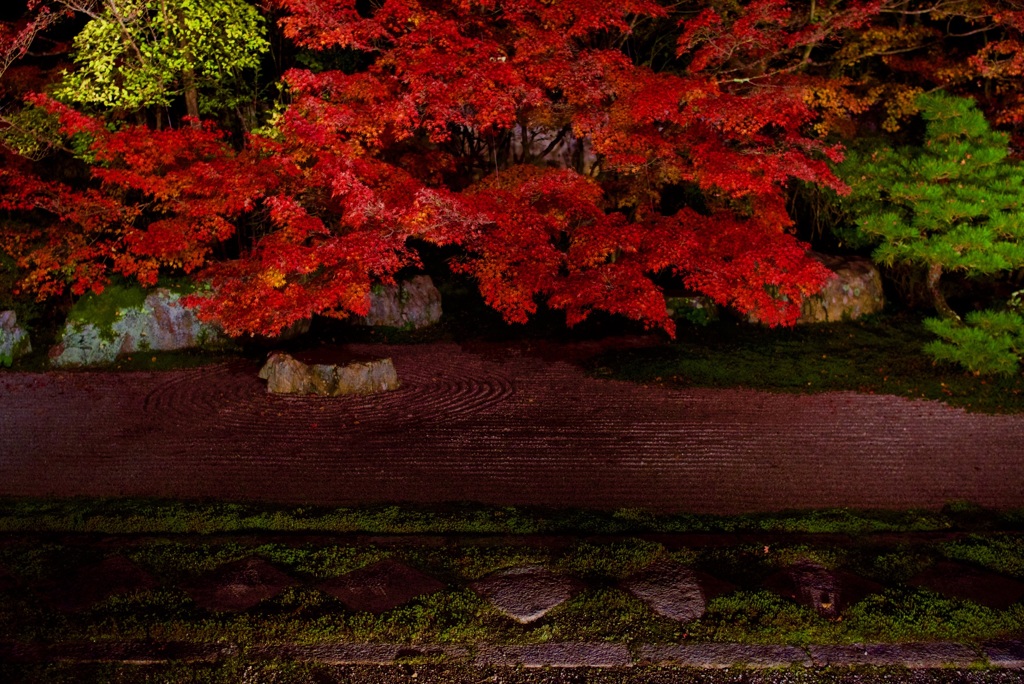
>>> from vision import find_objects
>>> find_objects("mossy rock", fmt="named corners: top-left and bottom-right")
top-left (51, 284), bottom-right (226, 367)
top-left (0, 310), bottom-right (32, 367)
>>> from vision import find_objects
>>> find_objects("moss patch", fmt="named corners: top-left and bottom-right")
top-left (590, 314), bottom-right (1024, 414)
top-left (1, 498), bottom-right (1018, 536)
top-left (65, 282), bottom-right (149, 340)
top-left (3, 532), bottom-right (1024, 649)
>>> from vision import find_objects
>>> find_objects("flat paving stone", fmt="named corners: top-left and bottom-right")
top-left (622, 560), bottom-right (732, 623)
top-left (471, 565), bottom-right (577, 623)
top-left (474, 643), bottom-right (631, 668)
top-left (43, 555), bottom-right (157, 612)
top-left (910, 561), bottom-right (1024, 610)
top-left (318, 558), bottom-right (445, 613)
top-left (638, 644), bottom-right (811, 668)
top-left (984, 640), bottom-right (1024, 668)
top-left (248, 643), bottom-right (469, 665)
top-left (184, 557), bottom-right (297, 612)
top-left (808, 642), bottom-right (982, 668)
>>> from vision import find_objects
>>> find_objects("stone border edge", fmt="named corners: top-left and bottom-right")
top-left (1, 641), bottom-right (1020, 669)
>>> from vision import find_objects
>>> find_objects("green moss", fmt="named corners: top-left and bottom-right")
top-left (843, 588), bottom-right (1024, 643)
top-left (0, 498), bottom-right (1017, 536)
top-left (941, 535), bottom-right (1024, 578)
top-left (66, 282), bottom-right (149, 340)
top-left (691, 590), bottom-right (834, 645)
top-left (592, 314), bottom-right (1024, 414)
top-left (5, 531), bottom-right (1024, 652)
top-left (555, 539), bottom-right (666, 579)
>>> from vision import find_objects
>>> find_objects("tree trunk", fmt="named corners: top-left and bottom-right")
top-left (183, 67), bottom-right (199, 126)
top-left (927, 263), bottom-right (961, 322)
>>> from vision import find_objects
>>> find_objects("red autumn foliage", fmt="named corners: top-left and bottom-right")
top-left (2, 0), bottom-right (865, 336)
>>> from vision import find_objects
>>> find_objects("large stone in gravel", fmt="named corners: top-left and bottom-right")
top-left (43, 555), bottom-right (157, 612)
top-left (763, 561), bottom-right (882, 618)
top-left (362, 275), bottom-right (442, 329)
top-left (318, 559), bottom-right (444, 613)
top-left (259, 352), bottom-right (399, 395)
top-left (909, 561), bottom-right (1024, 610)
top-left (0, 310), bottom-right (31, 367)
top-left (798, 253), bottom-right (885, 324)
top-left (471, 565), bottom-right (579, 624)
top-left (184, 557), bottom-right (297, 612)
top-left (474, 643), bottom-right (631, 668)
top-left (621, 560), bottom-right (733, 623)
top-left (50, 288), bottom-right (224, 367)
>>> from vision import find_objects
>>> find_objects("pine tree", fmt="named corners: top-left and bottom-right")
top-left (841, 92), bottom-right (1024, 374)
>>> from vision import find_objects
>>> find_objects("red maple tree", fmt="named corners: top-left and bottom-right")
top-left (2, 0), bottom-right (855, 336)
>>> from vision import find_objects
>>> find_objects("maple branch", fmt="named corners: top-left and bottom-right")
top-left (535, 124), bottom-right (571, 163)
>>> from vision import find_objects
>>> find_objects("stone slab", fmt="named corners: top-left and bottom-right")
top-left (184, 557), bottom-right (298, 612)
top-left (639, 644), bottom-right (811, 669)
top-left (984, 640), bottom-right (1024, 668)
top-left (808, 642), bottom-right (982, 668)
top-left (249, 643), bottom-right (469, 665)
top-left (621, 561), bottom-right (708, 623)
top-left (471, 565), bottom-right (577, 623)
top-left (319, 559), bottom-right (445, 613)
top-left (48, 641), bottom-right (227, 663)
top-left (474, 643), bottom-right (631, 668)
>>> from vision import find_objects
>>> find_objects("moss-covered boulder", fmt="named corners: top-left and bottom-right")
top-left (50, 285), bottom-right (225, 367)
top-left (0, 310), bottom-right (32, 367)
top-left (798, 253), bottom-right (885, 324)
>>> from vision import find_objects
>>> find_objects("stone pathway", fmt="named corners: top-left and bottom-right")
top-left (1, 340), bottom-right (1023, 513)
top-left (2, 639), bottom-right (1022, 670)
top-left (2, 536), bottom-right (1023, 670)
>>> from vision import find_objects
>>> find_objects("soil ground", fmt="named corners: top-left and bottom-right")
top-left (1, 339), bottom-right (1023, 513)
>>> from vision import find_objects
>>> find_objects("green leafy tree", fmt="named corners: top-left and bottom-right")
top-left (53, 0), bottom-right (268, 125)
top-left (840, 91), bottom-right (1024, 374)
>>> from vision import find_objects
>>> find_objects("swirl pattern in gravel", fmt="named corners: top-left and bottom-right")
top-left (1, 341), bottom-right (1022, 514)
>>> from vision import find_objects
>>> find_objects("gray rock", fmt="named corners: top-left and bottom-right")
top-left (259, 352), bottom-right (399, 396)
top-left (621, 560), bottom-right (707, 623)
top-left (472, 566), bottom-right (577, 624)
top-left (799, 253), bottom-right (885, 323)
top-left (0, 310), bottom-right (31, 367)
top-left (50, 288), bottom-right (224, 367)
top-left (362, 275), bottom-right (442, 329)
